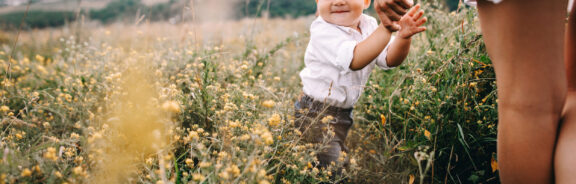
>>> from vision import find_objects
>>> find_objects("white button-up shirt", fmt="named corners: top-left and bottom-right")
top-left (300, 14), bottom-right (394, 108)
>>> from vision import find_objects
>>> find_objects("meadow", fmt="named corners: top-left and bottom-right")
top-left (0, 2), bottom-right (498, 184)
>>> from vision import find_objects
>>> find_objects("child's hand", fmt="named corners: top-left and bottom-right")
top-left (397, 4), bottom-right (427, 39)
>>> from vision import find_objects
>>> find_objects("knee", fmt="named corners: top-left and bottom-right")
top-left (497, 81), bottom-right (566, 116)
top-left (498, 94), bottom-right (565, 127)
top-left (500, 98), bottom-right (564, 116)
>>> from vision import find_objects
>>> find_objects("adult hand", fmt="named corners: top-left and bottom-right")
top-left (374, 0), bottom-right (414, 32)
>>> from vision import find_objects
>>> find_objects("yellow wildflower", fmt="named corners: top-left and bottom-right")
top-left (44, 147), bottom-right (58, 161)
top-left (54, 171), bottom-right (62, 178)
top-left (261, 131), bottom-right (274, 145)
top-left (73, 166), bottom-right (83, 175)
top-left (198, 162), bottom-right (211, 168)
top-left (0, 106), bottom-right (9, 112)
top-left (321, 115), bottom-right (334, 124)
top-left (21, 168), bottom-right (32, 177)
top-left (162, 101), bottom-right (181, 113)
top-left (35, 55), bottom-right (45, 62)
top-left (185, 158), bottom-right (194, 166)
top-left (15, 133), bottom-right (23, 140)
top-left (262, 100), bottom-right (275, 108)
top-left (192, 173), bottom-right (205, 181)
top-left (239, 134), bottom-right (251, 141)
top-left (33, 165), bottom-right (41, 174)
top-left (424, 130), bottom-right (432, 140)
top-left (491, 156), bottom-right (499, 173)
top-left (226, 164), bottom-right (241, 177)
top-left (219, 171), bottom-right (230, 179)
top-left (268, 114), bottom-right (281, 127)
top-left (36, 65), bottom-right (48, 74)
top-left (70, 133), bottom-right (80, 139)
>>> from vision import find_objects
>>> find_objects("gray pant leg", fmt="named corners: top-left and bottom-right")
top-left (294, 99), bottom-right (353, 169)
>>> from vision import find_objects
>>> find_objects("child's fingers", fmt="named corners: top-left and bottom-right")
top-left (413, 10), bottom-right (424, 21)
top-left (416, 17), bottom-right (427, 26)
top-left (406, 4), bottom-right (420, 17)
top-left (412, 17), bottom-right (428, 27)
top-left (415, 27), bottom-right (427, 33)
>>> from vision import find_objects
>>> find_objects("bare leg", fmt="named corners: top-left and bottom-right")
top-left (555, 3), bottom-right (576, 183)
top-left (477, 0), bottom-right (568, 183)
top-left (567, 0), bottom-right (576, 90)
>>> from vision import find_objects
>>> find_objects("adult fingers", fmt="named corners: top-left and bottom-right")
top-left (387, 2), bottom-right (408, 16)
top-left (394, 0), bottom-right (414, 9)
top-left (379, 14), bottom-right (400, 31)
top-left (385, 23), bottom-right (401, 32)
top-left (374, 0), bottom-right (406, 21)
top-left (380, 15), bottom-right (401, 32)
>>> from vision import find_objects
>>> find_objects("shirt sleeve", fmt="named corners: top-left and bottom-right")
top-left (307, 20), bottom-right (357, 74)
top-left (375, 36), bottom-right (395, 70)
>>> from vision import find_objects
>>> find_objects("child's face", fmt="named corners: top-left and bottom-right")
top-left (316, 0), bottom-right (371, 28)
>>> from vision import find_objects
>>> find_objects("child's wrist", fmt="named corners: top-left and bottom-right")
top-left (398, 33), bottom-right (413, 40)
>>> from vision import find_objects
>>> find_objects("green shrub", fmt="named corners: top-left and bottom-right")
top-left (0, 11), bottom-right (75, 30)
top-left (89, 0), bottom-right (143, 23)
top-left (237, 0), bottom-right (316, 18)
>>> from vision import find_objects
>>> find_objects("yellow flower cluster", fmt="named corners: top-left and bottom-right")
top-left (268, 114), bottom-right (282, 127)
top-left (252, 124), bottom-right (274, 145)
top-left (43, 147), bottom-right (58, 161)
top-left (162, 101), bottom-right (181, 114)
top-left (262, 100), bottom-right (276, 108)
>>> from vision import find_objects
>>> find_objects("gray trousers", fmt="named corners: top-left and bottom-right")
top-left (294, 95), bottom-right (353, 169)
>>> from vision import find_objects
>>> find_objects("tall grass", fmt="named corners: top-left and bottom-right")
top-left (0, 2), bottom-right (498, 184)
top-left (355, 2), bottom-right (498, 183)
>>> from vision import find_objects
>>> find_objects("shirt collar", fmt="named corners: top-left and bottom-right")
top-left (318, 14), bottom-right (370, 35)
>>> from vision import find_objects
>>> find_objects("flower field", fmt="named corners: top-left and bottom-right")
top-left (0, 2), bottom-right (499, 184)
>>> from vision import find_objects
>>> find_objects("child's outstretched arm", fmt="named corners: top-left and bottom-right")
top-left (349, 26), bottom-right (393, 70)
top-left (386, 4), bottom-right (427, 67)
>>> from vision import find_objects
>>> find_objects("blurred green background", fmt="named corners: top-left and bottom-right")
top-left (0, 0), bottom-right (461, 30)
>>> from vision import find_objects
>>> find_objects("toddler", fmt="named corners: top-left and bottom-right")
top-left (294, 0), bottom-right (426, 171)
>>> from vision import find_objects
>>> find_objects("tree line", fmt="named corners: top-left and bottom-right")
top-left (0, 0), bottom-right (460, 30)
